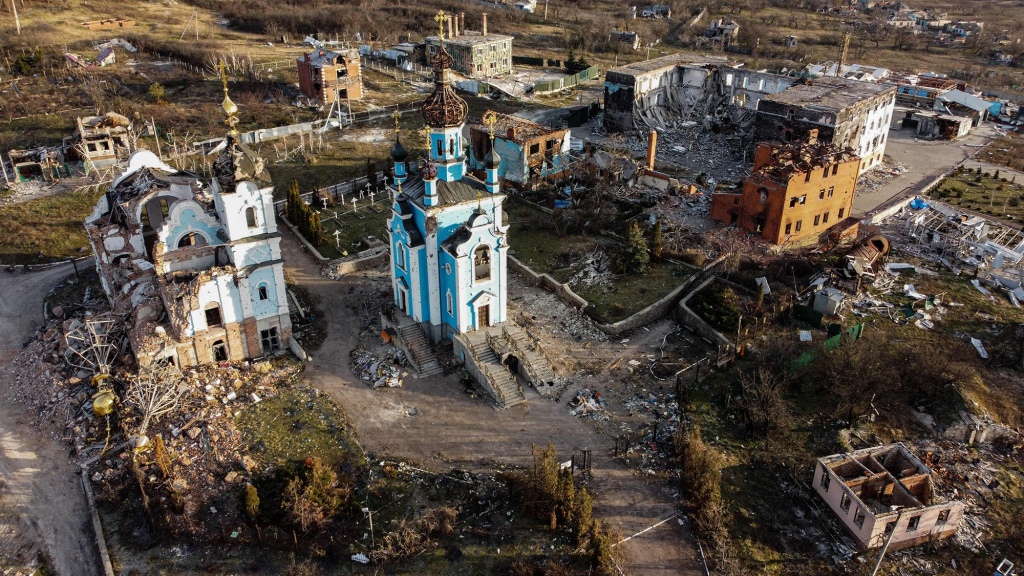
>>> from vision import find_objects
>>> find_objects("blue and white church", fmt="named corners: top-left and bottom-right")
top-left (385, 27), bottom-right (509, 344)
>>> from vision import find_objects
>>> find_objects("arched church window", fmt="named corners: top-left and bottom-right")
top-left (257, 283), bottom-right (269, 301)
top-left (446, 291), bottom-right (453, 315)
top-left (246, 206), bottom-right (258, 228)
top-left (436, 138), bottom-right (443, 157)
top-left (449, 137), bottom-right (455, 155)
top-left (178, 232), bottom-right (207, 248)
top-left (474, 245), bottom-right (491, 282)
top-left (396, 242), bottom-right (406, 270)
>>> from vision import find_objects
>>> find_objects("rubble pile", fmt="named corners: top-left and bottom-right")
top-left (569, 389), bottom-right (608, 420)
top-left (351, 346), bottom-right (405, 388)
top-left (855, 158), bottom-right (907, 195)
top-left (566, 249), bottom-right (612, 289)
top-left (558, 308), bottom-right (609, 342)
top-left (626, 124), bottom-right (749, 182)
top-left (907, 437), bottom-right (1024, 553)
top-left (618, 391), bottom-right (685, 474)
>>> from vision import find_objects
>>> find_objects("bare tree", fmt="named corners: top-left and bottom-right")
top-left (124, 364), bottom-right (187, 446)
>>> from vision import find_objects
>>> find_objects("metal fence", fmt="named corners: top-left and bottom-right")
top-left (533, 66), bottom-right (600, 94)
top-left (272, 171), bottom-right (388, 215)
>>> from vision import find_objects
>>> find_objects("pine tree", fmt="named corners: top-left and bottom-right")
top-left (311, 212), bottom-right (324, 247)
top-left (623, 220), bottom-right (650, 274)
top-left (651, 220), bottom-right (664, 261)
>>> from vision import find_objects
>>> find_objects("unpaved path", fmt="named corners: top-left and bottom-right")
top-left (282, 232), bottom-right (702, 575)
top-left (0, 264), bottom-right (102, 576)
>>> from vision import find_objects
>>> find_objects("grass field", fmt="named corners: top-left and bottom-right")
top-left (933, 168), bottom-right (1024, 222)
top-left (0, 187), bottom-right (104, 265)
top-left (506, 201), bottom-right (691, 323)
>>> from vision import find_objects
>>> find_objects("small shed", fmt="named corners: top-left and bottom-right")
top-left (813, 287), bottom-right (846, 316)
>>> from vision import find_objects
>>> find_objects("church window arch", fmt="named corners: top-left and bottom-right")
top-left (474, 245), bottom-right (491, 282)
top-left (178, 232), bottom-right (208, 248)
top-left (246, 206), bottom-right (258, 228)
top-left (396, 242), bottom-right (406, 270)
top-left (436, 138), bottom-right (444, 157)
top-left (446, 291), bottom-right (453, 316)
top-left (257, 283), bottom-right (269, 301)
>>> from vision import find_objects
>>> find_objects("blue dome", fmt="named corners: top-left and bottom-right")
top-left (390, 135), bottom-right (408, 162)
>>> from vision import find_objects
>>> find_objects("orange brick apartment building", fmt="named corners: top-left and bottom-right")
top-left (710, 131), bottom-right (860, 246)
top-left (296, 48), bottom-right (362, 106)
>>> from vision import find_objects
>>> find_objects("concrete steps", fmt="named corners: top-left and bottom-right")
top-left (469, 340), bottom-right (526, 409)
top-left (398, 324), bottom-right (442, 377)
top-left (503, 327), bottom-right (557, 385)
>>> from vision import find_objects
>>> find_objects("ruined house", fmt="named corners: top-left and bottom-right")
top-left (753, 76), bottom-right (896, 174)
top-left (296, 48), bottom-right (363, 106)
top-left (610, 31), bottom-right (641, 51)
top-left (602, 52), bottom-right (794, 132)
top-left (934, 89), bottom-right (999, 126)
top-left (814, 444), bottom-right (963, 549)
top-left (425, 13), bottom-right (512, 79)
top-left (701, 18), bottom-right (740, 48)
top-left (904, 110), bottom-right (972, 140)
top-left (8, 147), bottom-right (70, 182)
top-left (709, 130), bottom-right (860, 246)
top-left (889, 73), bottom-right (956, 108)
top-left (467, 112), bottom-right (571, 190)
top-left (85, 86), bottom-right (291, 369)
top-left (67, 113), bottom-right (134, 171)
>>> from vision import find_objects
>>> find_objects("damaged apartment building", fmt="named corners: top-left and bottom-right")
top-left (753, 76), bottom-right (896, 174)
top-left (710, 130), bottom-right (860, 246)
top-left (814, 444), bottom-right (963, 549)
top-left (467, 111), bottom-right (571, 190)
top-left (602, 53), bottom-right (794, 133)
top-left (603, 54), bottom-right (896, 174)
top-left (85, 84), bottom-right (291, 368)
top-left (425, 13), bottom-right (512, 79)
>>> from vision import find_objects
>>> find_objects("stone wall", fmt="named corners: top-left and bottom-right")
top-left (508, 255), bottom-right (588, 309)
top-left (330, 245), bottom-right (390, 275)
top-left (676, 276), bottom-right (735, 366)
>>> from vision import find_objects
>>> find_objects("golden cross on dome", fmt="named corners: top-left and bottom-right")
top-left (434, 10), bottom-right (447, 41)
top-left (391, 109), bottom-right (401, 133)
top-left (218, 60), bottom-right (229, 95)
top-left (482, 110), bottom-right (498, 142)
top-left (397, 179), bottom-right (403, 197)
top-left (477, 191), bottom-right (483, 210)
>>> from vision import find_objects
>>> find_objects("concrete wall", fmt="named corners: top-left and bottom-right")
top-left (508, 255), bottom-right (588, 308)
top-left (330, 245), bottom-right (390, 275)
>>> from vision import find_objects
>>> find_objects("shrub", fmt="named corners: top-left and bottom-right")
top-left (622, 220), bottom-right (650, 274)
top-left (244, 484), bottom-right (261, 521)
top-left (148, 83), bottom-right (166, 104)
top-left (282, 458), bottom-right (351, 531)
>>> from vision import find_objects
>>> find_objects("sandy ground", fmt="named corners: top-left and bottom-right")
top-left (0, 264), bottom-right (102, 576)
top-left (282, 231), bottom-right (705, 576)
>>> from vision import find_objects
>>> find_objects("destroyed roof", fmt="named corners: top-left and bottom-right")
top-left (761, 76), bottom-right (893, 111)
top-left (399, 173), bottom-right (496, 209)
top-left (748, 140), bottom-right (858, 185)
top-left (936, 89), bottom-right (995, 113)
top-left (425, 32), bottom-right (514, 47)
top-left (75, 112), bottom-right (131, 137)
top-left (606, 52), bottom-right (731, 78)
top-left (299, 48), bottom-right (357, 68)
top-left (211, 135), bottom-right (271, 190)
top-left (471, 112), bottom-right (561, 143)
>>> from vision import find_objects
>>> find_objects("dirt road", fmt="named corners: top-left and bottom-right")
top-left (282, 232), bottom-right (702, 575)
top-left (0, 264), bottom-right (102, 576)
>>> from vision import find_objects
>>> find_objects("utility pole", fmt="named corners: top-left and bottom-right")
top-left (10, 0), bottom-right (20, 35)
top-left (150, 118), bottom-right (163, 161)
top-left (869, 511), bottom-right (903, 576)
